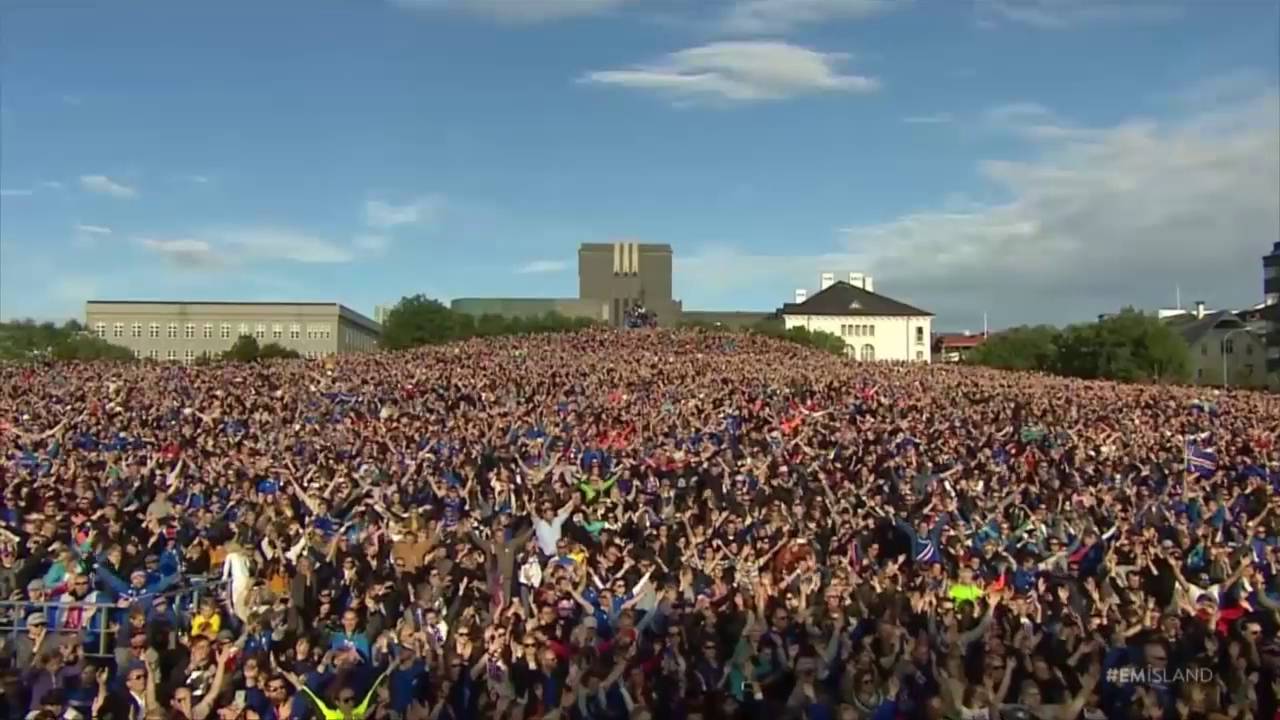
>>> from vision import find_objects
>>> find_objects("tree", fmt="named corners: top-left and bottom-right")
top-left (0, 320), bottom-right (133, 361)
top-left (970, 309), bottom-right (1190, 384)
top-left (968, 325), bottom-right (1059, 371)
top-left (223, 335), bottom-right (260, 363)
top-left (1056, 309), bottom-right (1190, 383)
top-left (50, 335), bottom-right (135, 361)
top-left (258, 343), bottom-right (301, 360)
top-left (381, 295), bottom-right (464, 349)
top-left (475, 313), bottom-right (513, 337)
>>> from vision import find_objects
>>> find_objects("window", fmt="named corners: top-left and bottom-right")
top-left (148, 349), bottom-right (159, 360)
top-left (1223, 339), bottom-right (1234, 354)
top-left (149, 323), bottom-right (160, 339)
top-left (255, 324), bottom-right (266, 339)
top-left (1196, 368), bottom-right (1203, 380)
top-left (133, 349), bottom-right (142, 359)
top-left (1244, 363), bottom-right (1254, 377)
top-left (167, 323), bottom-right (178, 339)
top-left (916, 351), bottom-right (924, 361)
top-left (132, 323), bottom-right (142, 338)
top-left (239, 323), bottom-right (249, 337)
top-left (220, 323), bottom-right (231, 339)
top-left (112, 322), bottom-right (123, 338)
top-left (94, 322), bottom-right (106, 338)
top-left (868, 325), bottom-right (875, 337)
top-left (203, 324), bottom-right (213, 339)
top-left (166, 349), bottom-right (177, 362)
top-left (184, 323), bottom-right (195, 339)
top-left (914, 326), bottom-right (924, 344)
top-left (184, 349), bottom-right (196, 364)
top-left (321, 324), bottom-right (331, 339)
top-left (272, 324), bottom-right (283, 339)
top-left (289, 323), bottom-right (300, 339)
top-left (859, 344), bottom-right (875, 362)
top-left (1201, 343), bottom-right (1208, 356)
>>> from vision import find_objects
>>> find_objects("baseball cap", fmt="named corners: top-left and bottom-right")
top-left (27, 579), bottom-right (45, 592)
top-left (27, 612), bottom-right (47, 627)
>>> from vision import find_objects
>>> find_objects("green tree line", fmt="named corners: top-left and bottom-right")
top-left (967, 308), bottom-right (1192, 383)
top-left (0, 320), bottom-right (135, 362)
top-left (380, 295), bottom-right (599, 350)
top-left (680, 317), bottom-right (848, 356)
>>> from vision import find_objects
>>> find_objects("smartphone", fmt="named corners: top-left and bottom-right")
top-left (234, 691), bottom-right (246, 706)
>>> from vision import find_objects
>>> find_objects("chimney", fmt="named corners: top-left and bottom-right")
top-left (794, 288), bottom-right (807, 304)
top-left (848, 272), bottom-right (864, 289)
top-left (820, 272), bottom-right (835, 290)
top-left (863, 275), bottom-right (874, 293)
top-left (1195, 300), bottom-right (1205, 319)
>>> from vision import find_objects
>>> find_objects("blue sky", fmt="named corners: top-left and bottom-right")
top-left (1, 0), bottom-right (1277, 330)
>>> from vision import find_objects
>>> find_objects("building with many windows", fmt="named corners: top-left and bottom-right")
top-left (778, 273), bottom-right (933, 362)
top-left (1163, 304), bottom-right (1268, 388)
top-left (1265, 241), bottom-right (1279, 381)
top-left (84, 301), bottom-right (380, 362)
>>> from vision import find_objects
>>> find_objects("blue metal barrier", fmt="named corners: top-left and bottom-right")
top-left (0, 576), bottom-right (226, 659)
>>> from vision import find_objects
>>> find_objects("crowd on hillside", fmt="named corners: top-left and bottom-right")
top-left (0, 328), bottom-right (1277, 720)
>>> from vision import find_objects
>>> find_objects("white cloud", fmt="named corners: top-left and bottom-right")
top-left (40, 181), bottom-right (64, 190)
top-left (137, 238), bottom-right (222, 268)
top-left (903, 112), bottom-right (954, 124)
top-left (975, 0), bottom-right (1185, 28)
top-left (719, 0), bottom-right (908, 35)
top-left (364, 195), bottom-right (444, 229)
top-left (581, 41), bottom-right (878, 105)
top-left (137, 228), bottom-right (355, 268)
top-left (388, 0), bottom-right (630, 22)
top-left (79, 174), bottom-right (137, 198)
top-left (353, 234), bottom-right (390, 255)
top-left (677, 81), bottom-right (1280, 327)
top-left (74, 224), bottom-right (113, 236)
top-left (186, 175), bottom-right (211, 184)
top-left (0, 188), bottom-right (33, 197)
top-left (515, 259), bottom-right (570, 274)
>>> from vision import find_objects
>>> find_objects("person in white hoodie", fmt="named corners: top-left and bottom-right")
top-left (221, 542), bottom-right (253, 624)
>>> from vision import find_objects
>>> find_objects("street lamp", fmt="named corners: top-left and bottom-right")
top-left (1221, 328), bottom-right (1250, 388)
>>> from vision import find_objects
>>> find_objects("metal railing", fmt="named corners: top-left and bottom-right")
top-left (0, 575), bottom-right (227, 658)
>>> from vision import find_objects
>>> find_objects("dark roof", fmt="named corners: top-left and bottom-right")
top-left (1164, 310), bottom-right (1247, 345)
top-left (779, 281), bottom-right (932, 317)
top-left (578, 243), bottom-right (673, 252)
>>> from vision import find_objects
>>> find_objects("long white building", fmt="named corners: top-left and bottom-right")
top-left (780, 273), bottom-right (933, 362)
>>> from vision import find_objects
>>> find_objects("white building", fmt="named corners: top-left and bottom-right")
top-left (780, 272), bottom-right (933, 362)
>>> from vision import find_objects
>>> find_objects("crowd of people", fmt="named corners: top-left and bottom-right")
top-left (0, 327), bottom-right (1277, 720)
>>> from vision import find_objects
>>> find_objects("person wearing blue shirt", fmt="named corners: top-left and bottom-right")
top-left (330, 609), bottom-right (373, 661)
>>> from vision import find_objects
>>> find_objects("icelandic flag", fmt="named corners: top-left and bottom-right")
top-left (1186, 439), bottom-right (1218, 478)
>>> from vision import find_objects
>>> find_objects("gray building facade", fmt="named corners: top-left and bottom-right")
top-left (450, 297), bottom-right (609, 322)
top-left (1265, 241), bottom-right (1279, 378)
top-left (1166, 309), bottom-right (1269, 388)
top-left (578, 242), bottom-right (683, 327)
top-left (85, 301), bottom-right (380, 362)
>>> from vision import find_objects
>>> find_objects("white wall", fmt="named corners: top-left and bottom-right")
top-left (783, 314), bottom-right (932, 362)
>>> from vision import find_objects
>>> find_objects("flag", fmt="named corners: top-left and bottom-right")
top-left (1186, 439), bottom-right (1218, 478)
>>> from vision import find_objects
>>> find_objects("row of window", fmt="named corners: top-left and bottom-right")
top-left (1201, 340), bottom-right (1254, 356)
top-left (847, 346), bottom-right (926, 362)
top-left (95, 322), bottom-right (332, 341)
top-left (132, 348), bottom-right (336, 362)
top-left (838, 325), bottom-right (927, 344)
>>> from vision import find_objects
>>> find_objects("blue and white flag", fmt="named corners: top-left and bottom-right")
top-left (1186, 439), bottom-right (1218, 478)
